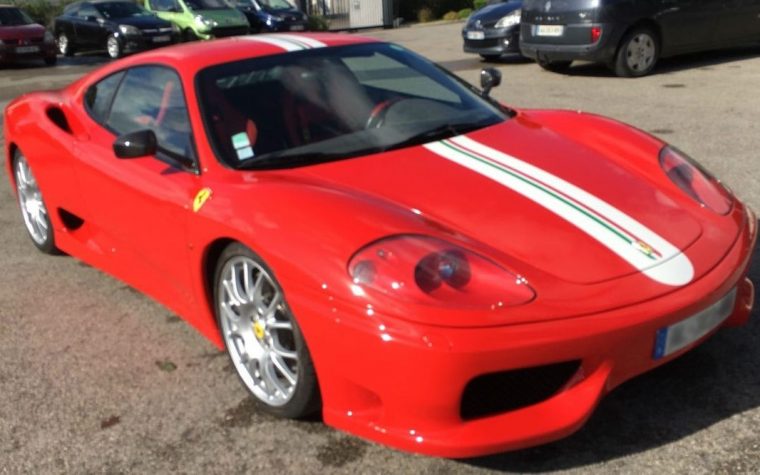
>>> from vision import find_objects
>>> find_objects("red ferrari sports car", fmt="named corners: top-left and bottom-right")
top-left (3, 33), bottom-right (756, 458)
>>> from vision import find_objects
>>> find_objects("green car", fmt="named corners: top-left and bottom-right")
top-left (144, 0), bottom-right (249, 41)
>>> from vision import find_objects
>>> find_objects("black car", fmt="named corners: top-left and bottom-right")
top-left (520, 0), bottom-right (760, 77)
top-left (54, 0), bottom-right (179, 59)
top-left (462, 0), bottom-right (522, 60)
top-left (232, 0), bottom-right (308, 33)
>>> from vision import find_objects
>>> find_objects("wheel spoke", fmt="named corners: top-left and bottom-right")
top-left (261, 353), bottom-right (289, 397)
top-left (271, 339), bottom-right (297, 360)
top-left (271, 354), bottom-right (297, 386)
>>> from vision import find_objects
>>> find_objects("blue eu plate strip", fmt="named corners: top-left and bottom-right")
top-left (653, 328), bottom-right (668, 360)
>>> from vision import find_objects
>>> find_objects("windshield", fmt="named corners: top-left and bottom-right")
top-left (0, 7), bottom-right (35, 26)
top-left (95, 2), bottom-right (152, 19)
top-left (186, 0), bottom-right (231, 10)
top-left (197, 43), bottom-right (507, 169)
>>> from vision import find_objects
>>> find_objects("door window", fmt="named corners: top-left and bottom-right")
top-left (151, 0), bottom-right (180, 12)
top-left (106, 66), bottom-right (195, 167)
top-left (84, 72), bottom-right (125, 124)
top-left (77, 4), bottom-right (100, 19)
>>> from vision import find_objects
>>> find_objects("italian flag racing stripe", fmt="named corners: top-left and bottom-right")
top-left (424, 135), bottom-right (695, 286)
top-left (245, 34), bottom-right (326, 52)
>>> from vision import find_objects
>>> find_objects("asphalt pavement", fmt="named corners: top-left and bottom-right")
top-left (1, 23), bottom-right (759, 474)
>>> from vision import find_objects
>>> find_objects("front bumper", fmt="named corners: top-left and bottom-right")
top-left (297, 211), bottom-right (756, 458)
top-left (462, 26), bottom-right (520, 56)
top-left (120, 33), bottom-right (179, 53)
top-left (0, 42), bottom-right (57, 64)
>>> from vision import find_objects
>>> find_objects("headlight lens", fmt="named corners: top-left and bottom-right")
top-left (118, 24), bottom-right (140, 35)
top-left (349, 235), bottom-right (534, 309)
top-left (495, 9), bottom-right (521, 28)
top-left (43, 31), bottom-right (55, 43)
top-left (170, 23), bottom-right (180, 33)
top-left (265, 14), bottom-right (282, 25)
top-left (659, 146), bottom-right (732, 215)
top-left (194, 15), bottom-right (215, 28)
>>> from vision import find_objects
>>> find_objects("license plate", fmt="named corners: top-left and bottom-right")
top-left (290, 24), bottom-right (305, 31)
top-left (466, 31), bottom-right (485, 40)
top-left (535, 25), bottom-right (564, 37)
top-left (653, 287), bottom-right (737, 359)
top-left (153, 35), bottom-right (171, 43)
top-left (15, 46), bottom-right (40, 54)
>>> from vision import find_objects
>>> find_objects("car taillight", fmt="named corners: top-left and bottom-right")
top-left (659, 146), bottom-right (732, 215)
top-left (590, 26), bottom-right (602, 43)
top-left (349, 235), bottom-right (535, 309)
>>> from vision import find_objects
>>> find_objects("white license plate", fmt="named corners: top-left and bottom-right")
top-left (15, 46), bottom-right (40, 54)
top-left (466, 31), bottom-right (485, 40)
top-left (153, 35), bottom-right (171, 43)
top-left (653, 288), bottom-right (737, 359)
top-left (535, 25), bottom-right (564, 37)
top-left (290, 24), bottom-right (305, 31)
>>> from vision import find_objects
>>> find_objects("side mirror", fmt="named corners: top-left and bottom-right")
top-left (480, 67), bottom-right (502, 97)
top-left (113, 130), bottom-right (157, 159)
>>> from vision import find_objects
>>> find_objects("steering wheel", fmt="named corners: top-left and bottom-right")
top-left (365, 98), bottom-right (403, 129)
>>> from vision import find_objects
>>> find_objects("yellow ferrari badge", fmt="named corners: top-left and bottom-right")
top-left (192, 187), bottom-right (212, 213)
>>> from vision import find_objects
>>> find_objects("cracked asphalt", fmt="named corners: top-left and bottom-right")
top-left (1, 22), bottom-right (759, 474)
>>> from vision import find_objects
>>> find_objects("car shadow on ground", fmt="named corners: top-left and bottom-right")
top-left (553, 45), bottom-right (760, 78)
top-left (462, 226), bottom-right (760, 472)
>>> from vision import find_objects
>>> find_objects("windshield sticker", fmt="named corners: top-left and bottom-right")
top-left (231, 132), bottom-right (254, 161)
top-left (192, 187), bottom-right (213, 213)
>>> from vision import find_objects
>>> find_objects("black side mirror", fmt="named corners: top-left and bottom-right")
top-left (480, 67), bottom-right (502, 97)
top-left (113, 130), bottom-right (157, 159)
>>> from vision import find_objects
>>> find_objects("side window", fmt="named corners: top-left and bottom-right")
top-left (151, 0), bottom-right (178, 12)
top-left (342, 52), bottom-right (460, 104)
top-left (107, 66), bottom-right (194, 163)
top-left (77, 4), bottom-right (99, 19)
top-left (84, 72), bottom-right (125, 124)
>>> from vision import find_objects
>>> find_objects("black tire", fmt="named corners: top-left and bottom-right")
top-left (58, 32), bottom-right (74, 57)
top-left (480, 54), bottom-right (501, 62)
top-left (182, 28), bottom-right (198, 42)
top-left (214, 243), bottom-right (320, 418)
top-left (537, 58), bottom-right (572, 73)
top-left (12, 151), bottom-right (60, 255)
top-left (106, 34), bottom-right (122, 59)
top-left (44, 56), bottom-right (57, 66)
top-left (613, 26), bottom-right (659, 78)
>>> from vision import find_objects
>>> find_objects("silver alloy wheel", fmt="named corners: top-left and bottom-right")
top-left (218, 256), bottom-right (299, 407)
top-left (625, 33), bottom-right (656, 73)
top-left (58, 33), bottom-right (68, 55)
top-left (107, 36), bottom-right (120, 59)
top-left (14, 154), bottom-right (50, 246)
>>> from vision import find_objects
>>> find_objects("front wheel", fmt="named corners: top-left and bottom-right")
top-left (215, 243), bottom-right (320, 418)
top-left (614, 27), bottom-right (659, 77)
top-left (13, 152), bottom-right (59, 254)
top-left (106, 35), bottom-right (122, 59)
top-left (58, 32), bottom-right (74, 56)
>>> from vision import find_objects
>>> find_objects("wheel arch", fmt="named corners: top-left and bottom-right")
top-left (200, 237), bottom-right (238, 329)
top-left (6, 142), bottom-right (20, 189)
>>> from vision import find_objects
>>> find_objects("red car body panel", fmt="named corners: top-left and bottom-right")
top-left (3, 34), bottom-right (757, 457)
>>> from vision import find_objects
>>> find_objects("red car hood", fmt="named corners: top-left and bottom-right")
top-left (299, 111), bottom-right (706, 286)
top-left (0, 23), bottom-right (45, 40)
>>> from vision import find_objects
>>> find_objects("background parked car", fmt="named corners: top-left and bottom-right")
top-left (232, 0), bottom-right (308, 33)
top-left (145, 0), bottom-right (250, 41)
top-left (0, 5), bottom-right (57, 66)
top-left (520, 0), bottom-right (760, 77)
top-left (54, 0), bottom-right (179, 59)
top-left (462, 0), bottom-right (522, 61)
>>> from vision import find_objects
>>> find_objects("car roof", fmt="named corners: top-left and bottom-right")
top-left (98, 33), bottom-right (380, 79)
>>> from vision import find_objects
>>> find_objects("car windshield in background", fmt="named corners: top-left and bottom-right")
top-left (95, 2), bottom-right (152, 19)
top-left (0, 8), bottom-right (35, 26)
top-left (186, 0), bottom-right (230, 10)
top-left (258, 0), bottom-right (296, 9)
top-left (196, 42), bottom-right (507, 169)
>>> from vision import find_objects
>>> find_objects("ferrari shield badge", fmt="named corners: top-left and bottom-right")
top-left (192, 187), bottom-right (213, 213)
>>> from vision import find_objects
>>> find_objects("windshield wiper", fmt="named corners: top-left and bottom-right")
top-left (382, 120), bottom-right (494, 153)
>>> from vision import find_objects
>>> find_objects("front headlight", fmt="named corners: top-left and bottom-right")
top-left (349, 235), bottom-right (534, 309)
top-left (194, 15), bottom-right (215, 28)
top-left (265, 14), bottom-right (283, 25)
top-left (118, 24), bottom-right (140, 35)
top-left (170, 23), bottom-right (180, 33)
top-left (495, 9), bottom-right (521, 28)
top-left (43, 31), bottom-right (55, 43)
top-left (659, 146), bottom-right (732, 215)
